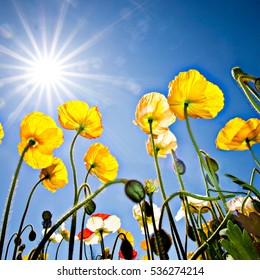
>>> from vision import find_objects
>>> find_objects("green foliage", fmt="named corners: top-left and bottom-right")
top-left (225, 174), bottom-right (260, 199)
top-left (220, 220), bottom-right (260, 260)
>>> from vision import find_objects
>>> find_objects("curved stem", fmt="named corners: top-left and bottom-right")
top-left (184, 104), bottom-right (228, 211)
top-left (31, 178), bottom-right (127, 259)
top-left (0, 140), bottom-right (34, 260)
top-left (55, 238), bottom-right (64, 260)
top-left (12, 177), bottom-right (46, 259)
top-left (190, 212), bottom-right (231, 260)
top-left (236, 76), bottom-right (260, 114)
top-left (246, 139), bottom-right (260, 167)
top-left (68, 130), bottom-right (81, 260)
top-left (148, 120), bottom-right (186, 260)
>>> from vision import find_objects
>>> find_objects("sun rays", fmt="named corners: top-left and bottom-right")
top-left (0, 1), bottom-right (143, 124)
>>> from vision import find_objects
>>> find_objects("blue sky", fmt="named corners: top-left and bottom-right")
top-left (0, 0), bottom-right (259, 260)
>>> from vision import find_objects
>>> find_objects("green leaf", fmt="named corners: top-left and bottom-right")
top-left (220, 220), bottom-right (259, 260)
top-left (225, 174), bottom-right (260, 199)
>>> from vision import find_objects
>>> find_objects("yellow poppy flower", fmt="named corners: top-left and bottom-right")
top-left (146, 129), bottom-right (177, 158)
top-left (18, 112), bottom-right (63, 169)
top-left (168, 69), bottom-right (224, 120)
top-left (58, 100), bottom-right (103, 139)
top-left (216, 117), bottom-right (260, 150)
top-left (40, 158), bottom-right (68, 192)
top-left (133, 92), bottom-right (176, 135)
top-left (84, 143), bottom-right (118, 183)
top-left (0, 122), bottom-right (4, 144)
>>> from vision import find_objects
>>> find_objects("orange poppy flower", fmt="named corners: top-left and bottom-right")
top-left (146, 129), bottom-right (177, 158)
top-left (18, 112), bottom-right (63, 169)
top-left (216, 117), bottom-right (260, 150)
top-left (58, 100), bottom-right (103, 139)
top-left (40, 158), bottom-right (68, 192)
top-left (134, 92), bottom-right (176, 135)
top-left (168, 69), bottom-right (224, 120)
top-left (84, 143), bottom-right (118, 183)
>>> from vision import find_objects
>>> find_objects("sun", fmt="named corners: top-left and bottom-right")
top-left (28, 56), bottom-right (64, 88)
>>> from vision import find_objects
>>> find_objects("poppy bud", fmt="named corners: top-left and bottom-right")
top-left (28, 229), bottom-right (37, 241)
top-left (42, 210), bottom-right (52, 221)
top-left (84, 199), bottom-right (96, 215)
top-left (125, 180), bottom-right (145, 203)
top-left (14, 236), bottom-right (22, 246)
top-left (186, 225), bottom-right (196, 241)
top-left (231, 66), bottom-right (244, 80)
top-left (141, 200), bottom-right (153, 217)
top-left (18, 244), bottom-right (26, 252)
top-left (120, 239), bottom-right (133, 260)
top-left (254, 78), bottom-right (260, 92)
top-left (205, 156), bottom-right (219, 173)
top-left (150, 229), bottom-right (172, 259)
top-left (173, 159), bottom-right (186, 175)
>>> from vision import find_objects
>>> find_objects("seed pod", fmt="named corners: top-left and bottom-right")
top-left (124, 180), bottom-right (145, 203)
top-left (186, 225), bottom-right (196, 241)
top-left (14, 236), bottom-right (22, 246)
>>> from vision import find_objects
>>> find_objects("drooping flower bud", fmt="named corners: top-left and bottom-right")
top-left (120, 238), bottom-right (134, 260)
top-left (205, 156), bottom-right (219, 173)
top-left (28, 229), bottom-right (37, 241)
top-left (173, 159), bottom-right (186, 175)
top-left (254, 78), bottom-right (260, 92)
top-left (124, 180), bottom-right (145, 203)
top-left (84, 199), bottom-right (96, 215)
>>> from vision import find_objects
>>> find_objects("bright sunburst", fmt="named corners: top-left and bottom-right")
top-left (28, 56), bottom-right (64, 88)
top-left (0, 1), bottom-right (138, 124)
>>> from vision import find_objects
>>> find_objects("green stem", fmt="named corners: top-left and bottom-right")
top-left (171, 150), bottom-right (202, 254)
top-left (148, 194), bottom-right (163, 259)
top-left (55, 238), bottom-right (64, 260)
top-left (246, 139), bottom-right (260, 167)
top-left (148, 120), bottom-right (186, 260)
top-left (12, 177), bottom-right (46, 259)
top-left (0, 140), bottom-right (34, 260)
top-left (68, 130), bottom-right (81, 260)
top-left (159, 191), bottom-right (233, 230)
top-left (190, 211), bottom-right (231, 260)
top-left (31, 178), bottom-right (127, 260)
top-left (184, 104), bottom-right (228, 211)
top-left (236, 74), bottom-right (260, 114)
top-left (139, 202), bottom-right (152, 260)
